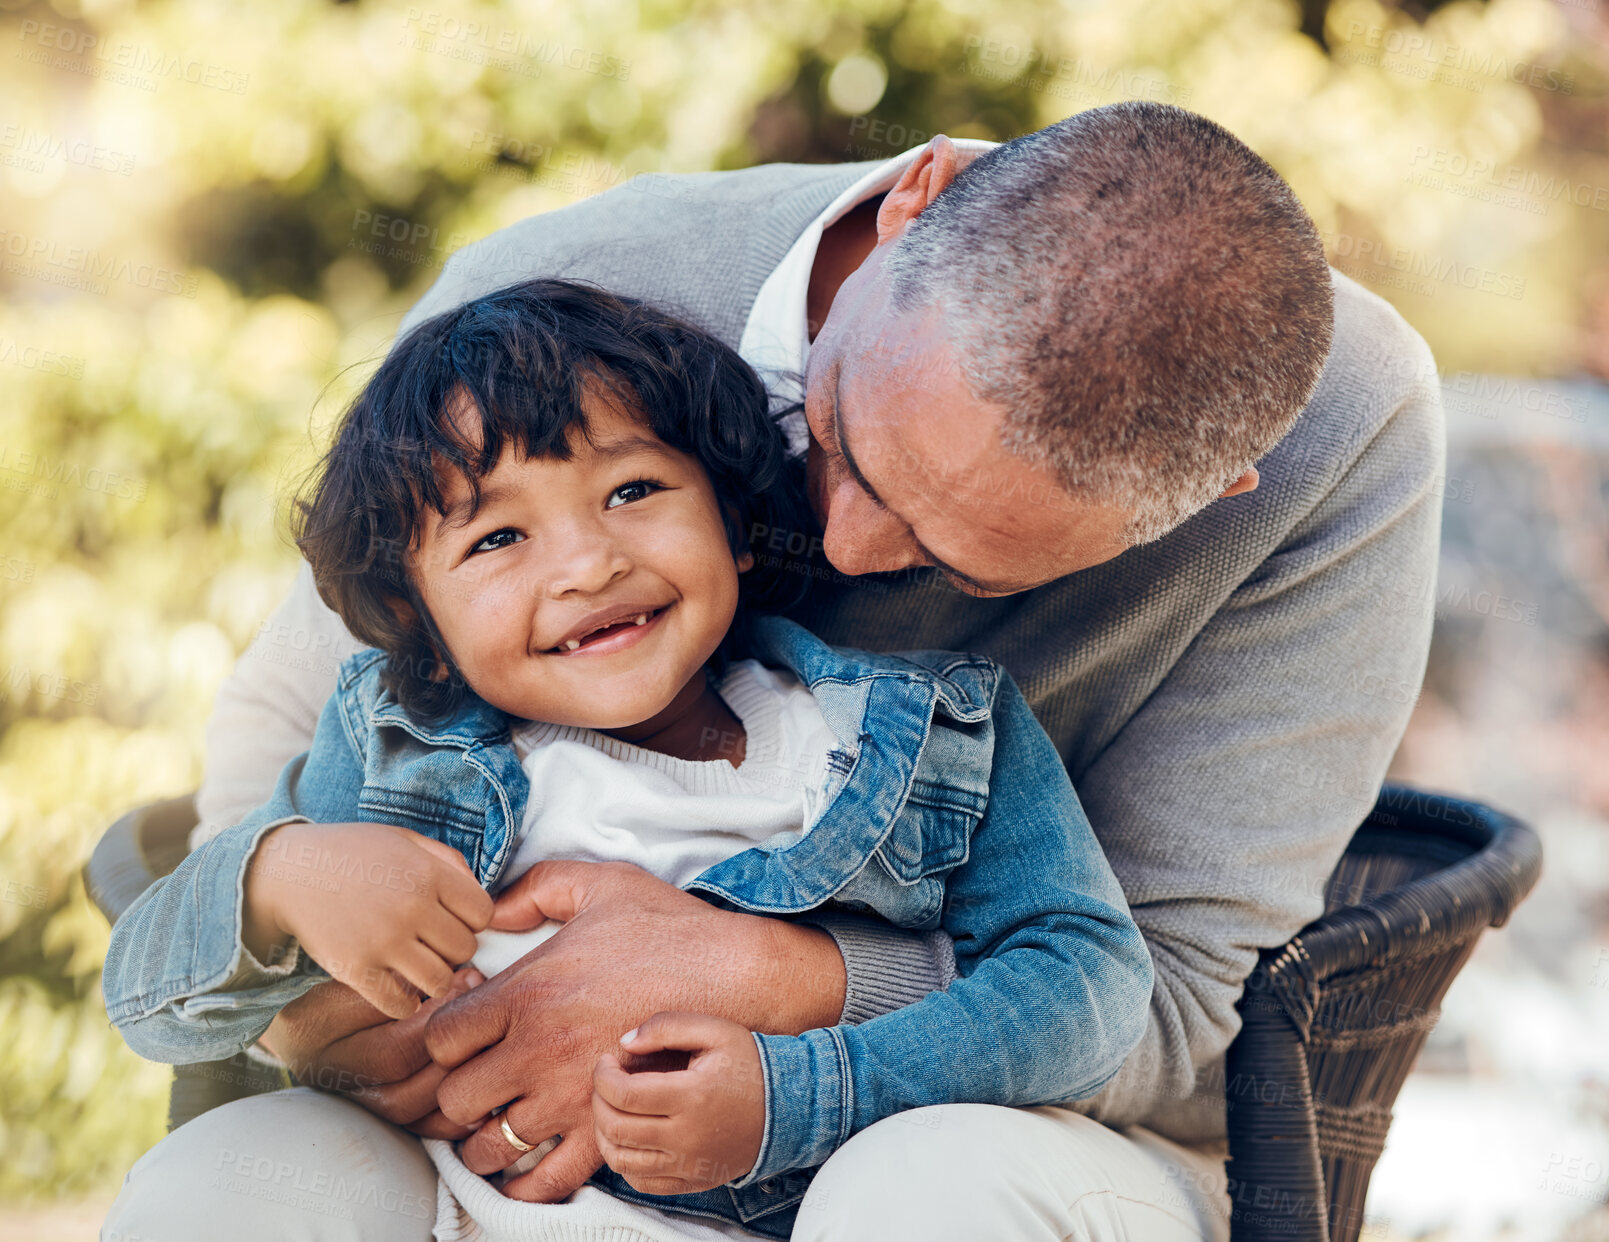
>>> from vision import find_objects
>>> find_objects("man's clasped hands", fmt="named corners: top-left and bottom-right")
top-left (247, 821), bottom-right (817, 1203)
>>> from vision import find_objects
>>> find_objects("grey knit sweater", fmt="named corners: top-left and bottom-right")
top-left (202, 159), bottom-right (1443, 1145)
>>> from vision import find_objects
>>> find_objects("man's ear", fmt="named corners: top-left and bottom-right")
top-left (1218, 467), bottom-right (1260, 499)
top-left (736, 547), bottom-right (756, 573)
top-left (875, 135), bottom-right (960, 245)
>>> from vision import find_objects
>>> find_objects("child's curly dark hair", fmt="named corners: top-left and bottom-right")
top-left (294, 278), bottom-right (812, 724)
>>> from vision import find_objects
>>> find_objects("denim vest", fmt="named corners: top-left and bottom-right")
top-left (104, 615), bottom-right (1152, 1238)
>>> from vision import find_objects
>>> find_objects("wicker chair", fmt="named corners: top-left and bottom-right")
top-left (86, 784), bottom-right (1541, 1234)
top-left (1224, 785), bottom-right (1541, 1241)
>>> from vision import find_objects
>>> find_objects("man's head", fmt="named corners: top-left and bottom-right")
top-left (805, 102), bottom-right (1334, 595)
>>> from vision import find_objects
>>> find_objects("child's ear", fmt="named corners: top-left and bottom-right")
top-left (385, 595), bottom-right (452, 682)
top-left (385, 594), bottom-right (420, 629)
top-left (722, 503), bottom-right (755, 575)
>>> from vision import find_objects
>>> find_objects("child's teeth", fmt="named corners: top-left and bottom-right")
top-left (634, 614), bottom-right (647, 625)
top-left (564, 639), bottom-right (580, 650)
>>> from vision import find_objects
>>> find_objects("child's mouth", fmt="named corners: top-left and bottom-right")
top-left (547, 606), bottom-right (668, 656)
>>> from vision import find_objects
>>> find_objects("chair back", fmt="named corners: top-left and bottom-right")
top-left (1225, 786), bottom-right (1542, 1241)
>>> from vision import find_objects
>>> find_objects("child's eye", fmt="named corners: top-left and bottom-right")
top-left (470, 528), bottom-right (523, 555)
top-left (606, 479), bottom-right (664, 509)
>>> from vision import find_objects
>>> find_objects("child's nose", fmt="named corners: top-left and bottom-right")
top-left (542, 525), bottom-right (630, 596)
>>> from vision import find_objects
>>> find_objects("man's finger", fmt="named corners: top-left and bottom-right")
top-left (434, 1038), bottom-right (530, 1126)
top-left (306, 967), bottom-right (480, 1087)
top-left (487, 859), bottom-right (614, 930)
top-left (501, 1130), bottom-right (604, 1204)
top-left (349, 1060), bottom-right (449, 1127)
top-left (267, 980), bottom-right (389, 1072)
top-left (426, 977), bottom-right (513, 1070)
top-left (459, 1104), bottom-right (558, 1176)
top-left (406, 1107), bottom-right (479, 1142)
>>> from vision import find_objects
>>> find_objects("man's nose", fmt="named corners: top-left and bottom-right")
top-left (820, 478), bottom-right (923, 576)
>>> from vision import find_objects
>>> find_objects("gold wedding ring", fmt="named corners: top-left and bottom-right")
top-left (500, 1115), bottom-right (537, 1153)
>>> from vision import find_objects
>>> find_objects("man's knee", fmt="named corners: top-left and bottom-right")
top-left (795, 1105), bottom-right (1062, 1241)
top-left (103, 1087), bottom-right (437, 1242)
top-left (792, 1104), bottom-right (1225, 1242)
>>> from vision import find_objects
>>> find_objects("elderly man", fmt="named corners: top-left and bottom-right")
top-left (105, 102), bottom-right (1441, 1242)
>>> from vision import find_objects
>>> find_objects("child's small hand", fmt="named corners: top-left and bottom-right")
top-left (244, 822), bottom-right (494, 1020)
top-left (591, 1012), bottom-right (766, 1196)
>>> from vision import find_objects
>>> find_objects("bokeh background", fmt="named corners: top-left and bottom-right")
top-left (1, 0), bottom-right (1606, 1238)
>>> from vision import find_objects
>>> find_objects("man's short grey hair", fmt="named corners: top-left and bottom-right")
top-left (883, 102), bottom-right (1335, 545)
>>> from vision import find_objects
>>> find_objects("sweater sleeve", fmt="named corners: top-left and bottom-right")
top-left (794, 912), bottom-right (956, 1024)
top-left (1063, 342), bottom-right (1445, 1141)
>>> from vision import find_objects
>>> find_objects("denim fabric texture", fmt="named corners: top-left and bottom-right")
top-left (103, 614), bottom-right (1152, 1234)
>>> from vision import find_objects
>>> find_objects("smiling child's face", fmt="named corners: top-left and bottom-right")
top-left (408, 384), bottom-right (750, 732)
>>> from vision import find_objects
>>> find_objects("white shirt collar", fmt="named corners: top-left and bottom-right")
top-left (738, 140), bottom-right (998, 456)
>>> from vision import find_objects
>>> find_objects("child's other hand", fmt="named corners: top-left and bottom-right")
top-left (245, 822), bottom-right (494, 1020)
top-left (590, 1011), bottom-right (765, 1195)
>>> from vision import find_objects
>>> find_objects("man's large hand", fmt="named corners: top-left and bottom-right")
top-left (425, 860), bottom-right (845, 1203)
top-left (260, 969), bottom-right (485, 1140)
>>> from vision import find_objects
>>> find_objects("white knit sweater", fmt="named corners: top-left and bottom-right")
top-left (471, 659), bottom-right (834, 976)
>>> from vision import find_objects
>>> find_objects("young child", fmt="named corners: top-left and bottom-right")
top-left (103, 279), bottom-right (1153, 1241)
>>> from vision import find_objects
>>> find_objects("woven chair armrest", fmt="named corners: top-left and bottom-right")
top-left (1291, 801), bottom-right (1541, 988)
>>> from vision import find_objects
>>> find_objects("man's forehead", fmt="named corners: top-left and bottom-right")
top-left (839, 360), bottom-right (1056, 522)
top-left (837, 356), bottom-right (1123, 591)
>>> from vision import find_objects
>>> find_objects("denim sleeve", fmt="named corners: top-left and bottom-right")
top-left (101, 689), bottom-right (368, 1064)
top-left (741, 672), bottom-right (1153, 1183)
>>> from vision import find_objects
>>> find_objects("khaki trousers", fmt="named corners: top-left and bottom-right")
top-left (103, 1088), bottom-right (1231, 1242)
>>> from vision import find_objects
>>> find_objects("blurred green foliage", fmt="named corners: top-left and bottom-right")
top-left (0, 0), bottom-right (1602, 1205)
